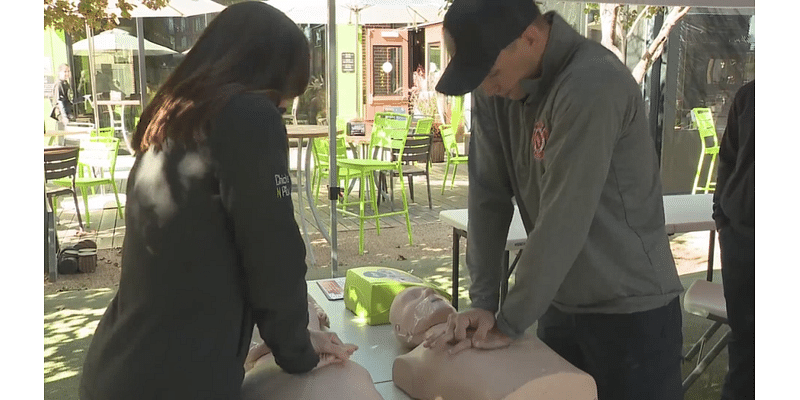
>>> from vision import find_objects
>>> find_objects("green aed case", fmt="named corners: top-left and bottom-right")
top-left (343, 266), bottom-right (451, 325)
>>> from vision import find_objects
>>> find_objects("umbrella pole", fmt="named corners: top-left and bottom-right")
top-left (86, 22), bottom-right (100, 132)
top-left (327, 0), bottom-right (339, 278)
top-left (136, 18), bottom-right (148, 108)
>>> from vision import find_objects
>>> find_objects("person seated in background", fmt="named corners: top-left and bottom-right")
top-left (95, 64), bottom-right (123, 100)
top-left (390, 287), bottom-right (597, 400)
top-left (241, 296), bottom-right (382, 400)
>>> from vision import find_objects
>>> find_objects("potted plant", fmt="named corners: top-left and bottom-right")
top-left (298, 74), bottom-right (326, 125)
top-left (406, 67), bottom-right (446, 162)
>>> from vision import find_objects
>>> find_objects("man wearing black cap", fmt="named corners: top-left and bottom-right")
top-left (424, 1), bottom-right (684, 398)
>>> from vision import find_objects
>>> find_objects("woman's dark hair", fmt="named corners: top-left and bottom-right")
top-left (133, 1), bottom-right (310, 153)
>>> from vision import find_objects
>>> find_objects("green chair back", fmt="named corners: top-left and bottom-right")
top-left (79, 137), bottom-right (120, 179)
top-left (414, 118), bottom-right (434, 135)
top-left (53, 137), bottom-right (124, 228)
top-left (370, 112), bottom-right (411, 159)
top-left (692, 108), bottom-right (719, 149)
top-left (450, 95), bottom-right (464, 130)
top-left (690, 108), bottom-right (720, 194)
top-left (92, 127), bottom-right (115, 139)
top-left (441, 123), bottom-right (460, 157)
top-left (440, 96), bottom-right (468, 194)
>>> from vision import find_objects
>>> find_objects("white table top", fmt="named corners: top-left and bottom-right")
top-left (307, 281), bottom-right (410, 389)
top-left (286, 125), bottom-right (332, 137)
top-left (43, 129), bottom-right (92, 137)
top-left (95, 99), bottom-right (141, 106)
top-left (438, 194), bottom-right (715, 248)
top-left (662, 194), bottom-right (715, 234)
top-left (439, 206), bottom-right (528, 251)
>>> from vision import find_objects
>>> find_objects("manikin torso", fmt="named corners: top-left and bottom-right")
top-left (389, 287), bottom-right (598, 400)
top-left (241, 296), bottom-right (382, 400)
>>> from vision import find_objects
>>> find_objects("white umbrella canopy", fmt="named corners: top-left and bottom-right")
top-left (102, 0), bottom-right (225, 18)
top-left (355, 0), bottom-right (446, 25)
top-left (73, 28), bottom-right (177, 56)
top-left (264, 0), bottom-right (445, 25)
top-left (72, 0), bottom-right (226, 146)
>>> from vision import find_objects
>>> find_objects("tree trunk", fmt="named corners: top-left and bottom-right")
top-left (600, 4), bottom-right (624, 62)
top-left (631, 6), bottom-right (691, 84)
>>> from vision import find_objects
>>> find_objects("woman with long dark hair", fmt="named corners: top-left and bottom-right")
top-left (79, 3), bottom-right (356, 398)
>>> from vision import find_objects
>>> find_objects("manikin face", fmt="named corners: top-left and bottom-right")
top-left (389, 287), bottom-right (455, 347)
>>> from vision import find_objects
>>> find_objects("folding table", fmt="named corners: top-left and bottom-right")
top-left (439, 194), bottom-right (716, 309)
top-left (438, 207), bottom-right (527, 309)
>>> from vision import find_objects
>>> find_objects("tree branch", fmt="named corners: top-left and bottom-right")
top-left (600, 3), bottom-right (624, 62)
top-left (631, 6), bottom-right (691, 84)
top-left (44, 0), bottom-right (170, 34)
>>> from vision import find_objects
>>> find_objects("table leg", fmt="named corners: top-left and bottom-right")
top-left (451, 228), bottom-right (466, 310)
top-left (294, 138), bottom-right (316, 266)
top-left (119, 105), bottom-right (133, 153)
top-left (706, 230), bottom-right (716, 282)
top-left (45, 197), bottom-right (58, 282)
top-left (304, 138), bottom-right (330, 244)
top-left (500, 251), bottom-right (509, 306)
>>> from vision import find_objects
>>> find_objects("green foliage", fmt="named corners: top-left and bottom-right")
top-left (584, 3), bottom-right (665, 30)
top-left (44, 0), bottom-right (170, 34)
top-left (212, 0), bottom-right (250, 5)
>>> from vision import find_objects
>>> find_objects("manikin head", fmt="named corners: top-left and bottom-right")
top-left (389, 287), bottom-right (456, 348)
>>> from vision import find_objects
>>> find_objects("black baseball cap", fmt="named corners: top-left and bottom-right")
top-left (435, 0), bottom-right (541, 96)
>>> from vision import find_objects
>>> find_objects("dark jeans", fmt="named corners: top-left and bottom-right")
top-left (719, 226), bottom-right (755, 400)
top-left (537, 298), bottom-right (683, 400)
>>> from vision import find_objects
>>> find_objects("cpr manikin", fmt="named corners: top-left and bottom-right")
top-left (389, 287), bottom-right (598, 400)
top-left (241, 296), bottom-right (382, 400)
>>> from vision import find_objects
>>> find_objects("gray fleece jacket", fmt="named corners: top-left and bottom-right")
top-left (467, 12), bottom-right (683, 339)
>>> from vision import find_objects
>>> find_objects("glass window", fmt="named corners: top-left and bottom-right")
top-left (673, 12), bottom-right (754, 131)
top-left (373, 45), bottom-right (402, 96)
top-left (427, 43), bottom-right (441, 75)
top-left (660, 8), bottom-right (754, 195)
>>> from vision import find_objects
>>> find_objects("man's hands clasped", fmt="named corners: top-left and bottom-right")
top-left (308, 330), bottom-right (358, 369)
top-left (422, 308), bottom-right (513, 355)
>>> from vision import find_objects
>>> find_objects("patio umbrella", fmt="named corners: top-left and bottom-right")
top-left (72, 28), bottom-right (177, 56)
top-left (265, 0), bottom-right (445, 25)
top-left (104, 0), bottom-right (226, 17)
top-left (77, 0), bottom-right (225, 130)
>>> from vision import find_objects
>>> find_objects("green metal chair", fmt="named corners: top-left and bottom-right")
top-left (388, 133), bottom-right (433, 209)
top-left (440, 96), bottom-right (468, 194)
top-left (53, 137), bottom-right (124, 228)
top-left (45, 146), bottom-right (85, 232)
top-left (414, 117), bottom-right (435, 135)
top-left (337, 112), bottom-right (413, 254)
top-left (691, 108), bottom-right (720, 194)
top-left (92, 127), bottom-right (116, 138)
top-left (311, 133), bottom-right (360, 203)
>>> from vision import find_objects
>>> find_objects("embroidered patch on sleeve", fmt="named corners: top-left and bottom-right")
top-left (531, 121), bottom-right (549, 160)
top-left (274, 173), bottom-right (291, 199)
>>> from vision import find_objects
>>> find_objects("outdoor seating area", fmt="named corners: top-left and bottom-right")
top-left (45, 132), bottom-right (731, 399)
top-left (42, 1), bottom-right (758, 399)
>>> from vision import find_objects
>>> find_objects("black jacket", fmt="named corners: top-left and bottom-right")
top-left (52, 80), bottom-right (74, 121)
top-left (79, 93), bottom-right (318, 399)
top-left (713, 80), bottom-right (755, 238)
